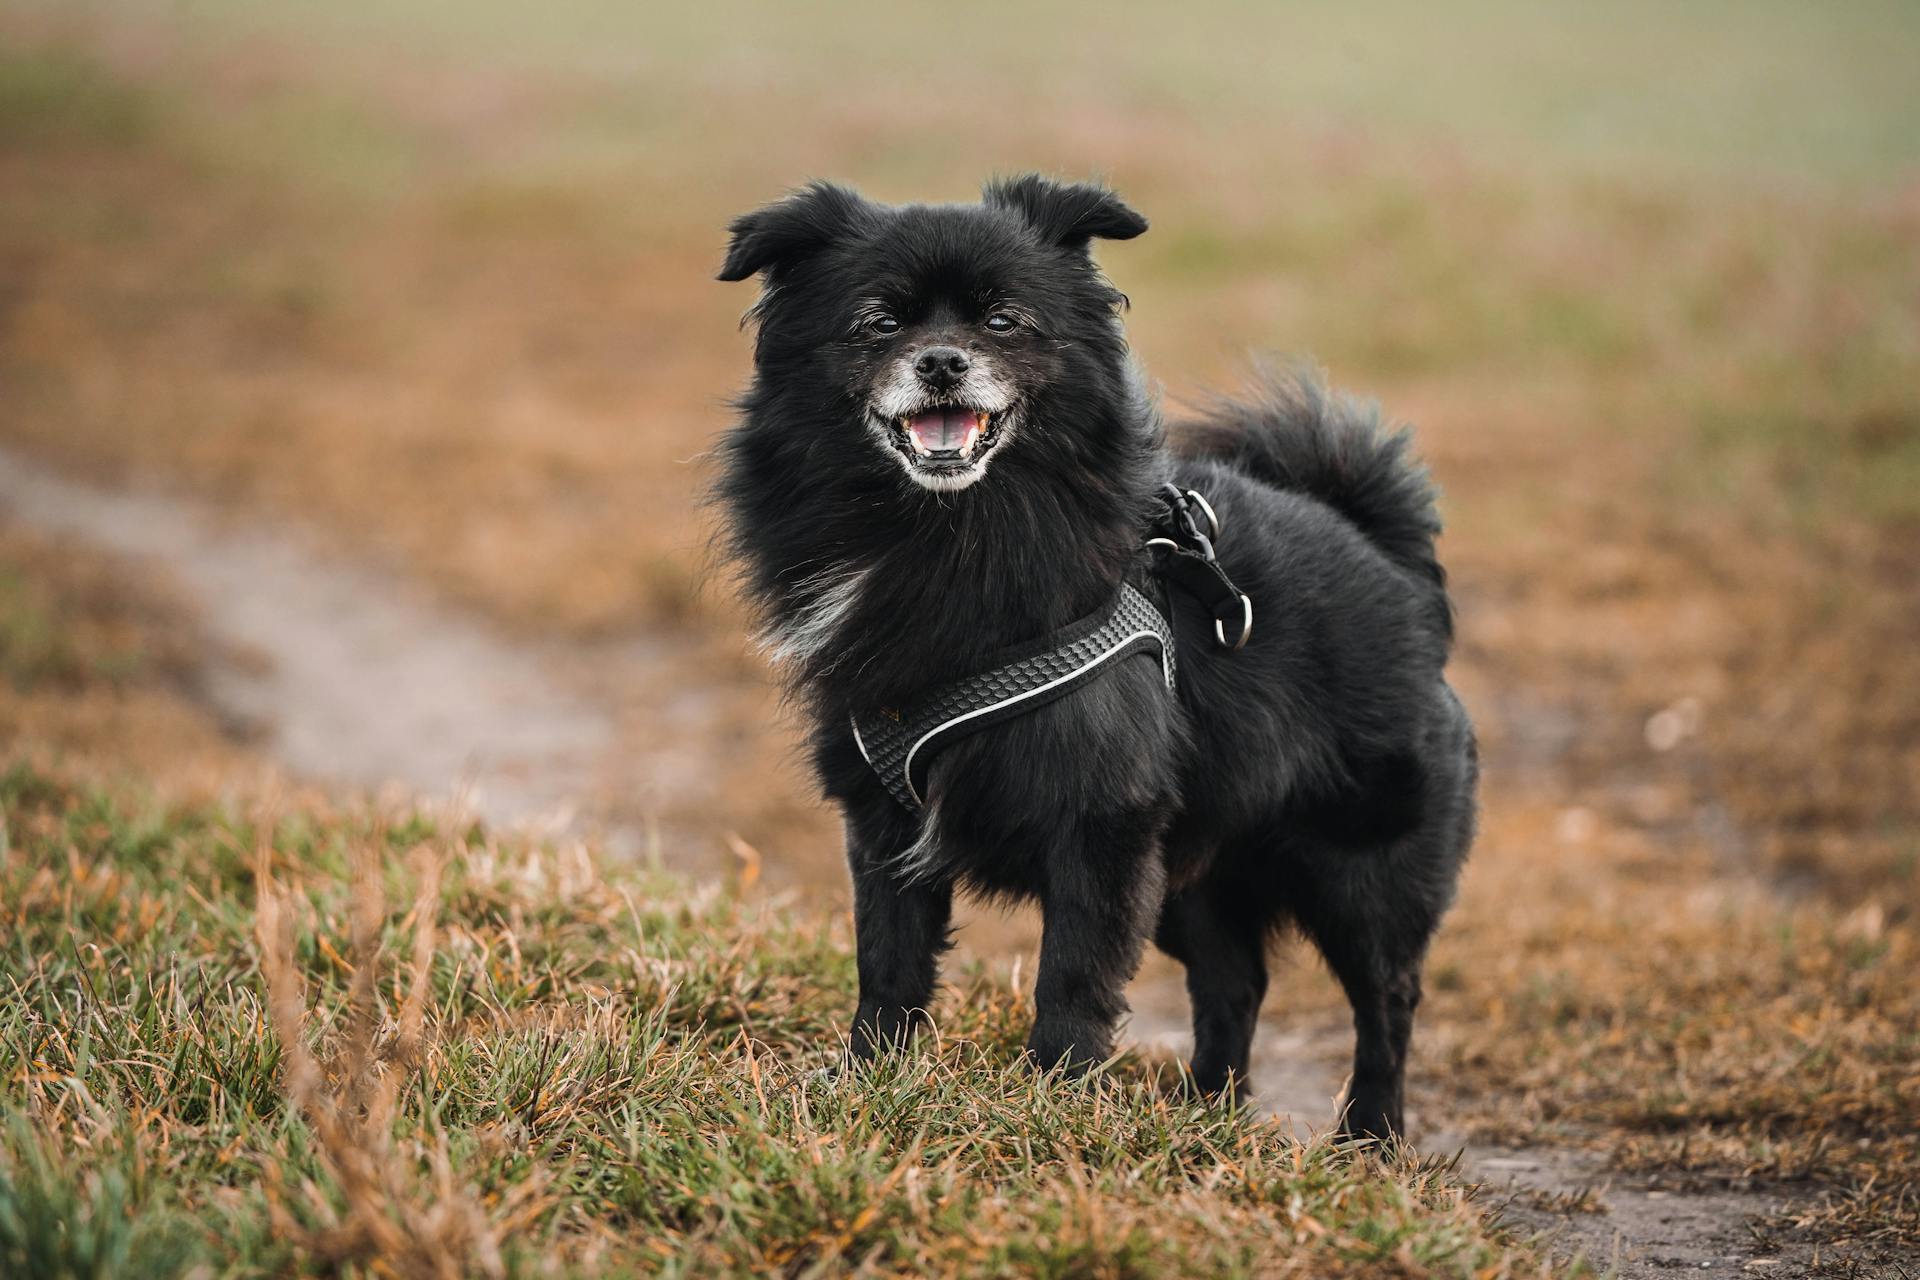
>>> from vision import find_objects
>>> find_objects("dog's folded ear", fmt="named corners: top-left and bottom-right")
top-left (717, 181), bottom-right (876, 282)
top-left (983, 175), bottom-right (1148, 250)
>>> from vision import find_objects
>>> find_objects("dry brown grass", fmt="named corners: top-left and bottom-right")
top-left (0, 518), bottom-right (257, 791)
top-left (1426, 809), bottom-right (1920, 1249)
top-left (254, 836), bottom-right (547, 1279)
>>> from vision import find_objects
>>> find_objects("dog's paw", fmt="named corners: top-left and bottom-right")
top-left (1334, 1087), bottom-right (1407, 1149)
top-left (1022, 1019), bottom-right (1113, 1077)
top-left (1174, 1062), bottom-right (1253, 1108)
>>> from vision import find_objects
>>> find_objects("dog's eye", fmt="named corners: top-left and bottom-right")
top-left (984, 313), bottom-right (1018, 334)
top-left (869, 316), bottom-right (901, 336)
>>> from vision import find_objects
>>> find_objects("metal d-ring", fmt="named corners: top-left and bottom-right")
top-left (1214, 593), bottom-right (1252, 651)
top-left (1184, 489), bottom-right (1221, 543)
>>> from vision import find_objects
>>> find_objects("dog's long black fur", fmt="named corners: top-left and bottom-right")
top-left (714, 176), bottom-right (1476, 1138)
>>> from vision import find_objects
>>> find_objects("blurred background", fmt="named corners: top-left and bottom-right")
top-left (4, 0), bottom-right (1914, 891)
top-left (2, 2), bottom-right (1917, 1255)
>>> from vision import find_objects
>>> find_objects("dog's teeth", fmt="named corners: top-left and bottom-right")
top-left (962, 422), bottom-right (981, 457)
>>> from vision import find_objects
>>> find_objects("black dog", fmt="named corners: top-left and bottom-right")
top-left (715, 176), bottom-right (1475, 1139)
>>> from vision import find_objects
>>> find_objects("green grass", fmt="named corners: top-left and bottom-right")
top-left (0, 568), bottom-right (81, 690)
top-left (1689, 399), bottom-right (1920, 533)
top-left (0, 42), bottom-right (154, 149)
top-left (0, 566), bottom-right (145, 692)
top-left (0, 763), bottom-right (1558, 1278)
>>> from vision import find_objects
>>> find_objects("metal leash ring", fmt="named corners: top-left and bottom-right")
top-left (1213, 593), bottom-right (1252, 651)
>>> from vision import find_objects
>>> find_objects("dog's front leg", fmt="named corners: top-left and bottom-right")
top-left (844, 807), bottom-right (953, 1061)
top-left (1026, 814), bottom-right (1166, 1074)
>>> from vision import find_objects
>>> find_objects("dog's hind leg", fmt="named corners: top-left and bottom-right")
top-left (1289, 820), bottom-right (1462, 1142)
top-left (1291, 696), bottom-right (1476, 1140)
top-left (843, 805), bottom-right (954, 1061)
top-left (1153, 879), bottom-right (1268, 1098)
top-left (1313, 914), bottom-right (1425, 1143)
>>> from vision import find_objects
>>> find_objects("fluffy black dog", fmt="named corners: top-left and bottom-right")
top-left (715, 175), bottom-right (1476, 1139)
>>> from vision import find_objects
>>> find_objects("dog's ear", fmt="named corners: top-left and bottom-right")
top-left (717, 181), bottom-right (874, 282)
top-left (983, 175), bottom-right (1148, 251)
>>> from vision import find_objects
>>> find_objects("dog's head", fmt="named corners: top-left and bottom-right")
top-left (719, 176), bottom-right (1147, 493)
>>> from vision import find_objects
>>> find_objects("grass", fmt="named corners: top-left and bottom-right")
top-left (24, 0), bottom-right (1920, 184)
top-left (0, 523), bottom-right (250, 793)
top-left (0, 41), bottom-right (153, 149)
top-left (0, 550), bottom-right (179, 694)
top-left (1429, 867), bottom-right (1920, 1250)
top-left (0, 761), bottom-right (1558, 1278)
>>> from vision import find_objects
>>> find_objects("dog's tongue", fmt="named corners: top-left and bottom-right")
top-left (906, 408), bottom-right (983, 456)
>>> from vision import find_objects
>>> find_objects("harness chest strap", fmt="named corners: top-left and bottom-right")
top-left (851, 582), bottom-right (1176, 810)
top-left (850, 483), bottom-right (1249, 812)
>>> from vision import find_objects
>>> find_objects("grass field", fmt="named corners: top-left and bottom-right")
top-left (2, 2), bottom-right (1918, 1274)
top-left (2, 758), bottom-right (1555, 1278)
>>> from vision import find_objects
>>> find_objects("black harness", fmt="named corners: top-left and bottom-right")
top-left (852, 485), bottom-right (1251, 811)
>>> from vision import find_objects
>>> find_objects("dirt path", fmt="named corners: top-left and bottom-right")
top-left (1124, 1001), bottom-right (1839, 1278)
top-left (0, 448), bottom-right (1854, 1278)
top-left (0, 446), bottom-right (737, 857)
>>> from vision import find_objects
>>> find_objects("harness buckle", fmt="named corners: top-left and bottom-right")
top-left (1159, 483), bottom-right (1216, 561)
top-left (1184, 489), bottom-right (1221, 543)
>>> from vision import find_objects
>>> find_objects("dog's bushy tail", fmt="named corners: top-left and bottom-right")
top-left (1176, 364), bottom-right (1446, 597)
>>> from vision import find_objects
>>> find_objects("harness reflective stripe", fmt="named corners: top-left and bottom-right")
top-left (851, 583), bottom-right (1176, 810)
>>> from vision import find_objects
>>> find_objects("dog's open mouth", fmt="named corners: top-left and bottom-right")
top-left (893, 406), bottom-right (1002, 470)
top-left (865, 398), bottom-right (1013, 490)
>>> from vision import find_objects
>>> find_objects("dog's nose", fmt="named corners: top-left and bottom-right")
top-left (913, 346), bottom-right (970, 389)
